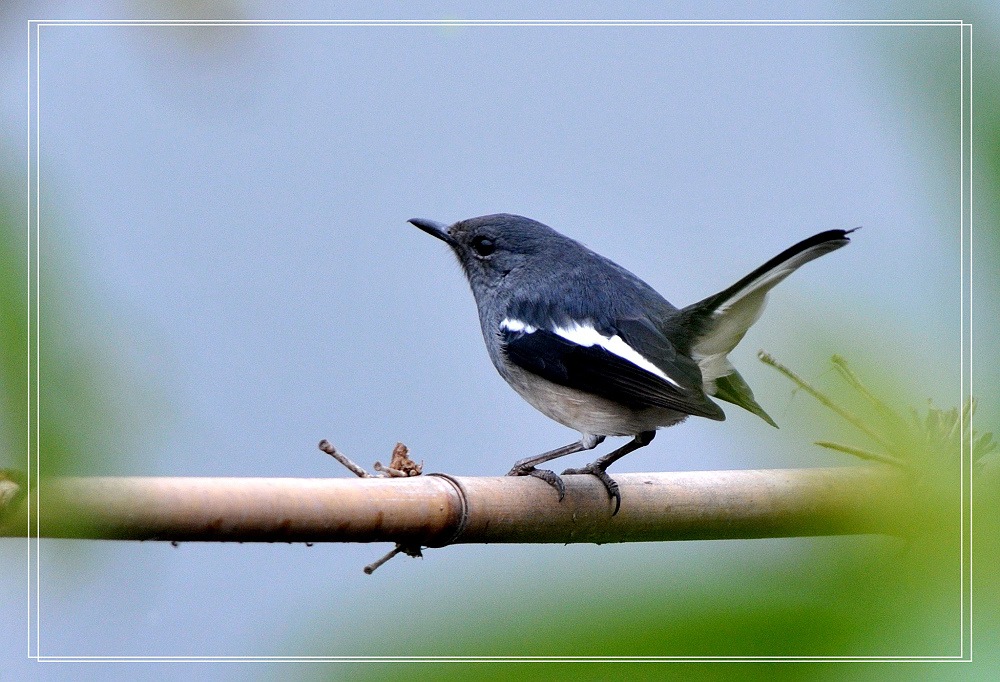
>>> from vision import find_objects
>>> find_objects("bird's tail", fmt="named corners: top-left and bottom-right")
top-left (673, 228), bottom-right (856, 427)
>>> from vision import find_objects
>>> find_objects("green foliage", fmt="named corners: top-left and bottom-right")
top-left (1, 188), bottom-right (150, 482)
top-left (0, 193), bottom-right (28, 469)
top-left (761, 353), bottom-right (994, 475)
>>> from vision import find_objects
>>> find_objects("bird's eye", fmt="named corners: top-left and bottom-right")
top-left (471, 235), bottom-right (496, 257)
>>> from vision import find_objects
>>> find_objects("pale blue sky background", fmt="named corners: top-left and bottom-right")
top-left (0, 2), bottom-right (989, 678)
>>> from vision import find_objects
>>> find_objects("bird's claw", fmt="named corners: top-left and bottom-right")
top-left (562, 463), bottom-right (622, 515)
top-left (507, 464), bottom-right (566, 501)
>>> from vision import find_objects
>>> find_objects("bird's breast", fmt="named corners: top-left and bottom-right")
top-left (500, 364), bottom-right (688, 437)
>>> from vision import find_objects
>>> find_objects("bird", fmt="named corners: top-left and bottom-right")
top-left (410, 214), bottom-right (854, 514)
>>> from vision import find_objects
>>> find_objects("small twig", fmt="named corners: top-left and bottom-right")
top-left (364, 544), bottom-right (423, 575)
top-left (830, 355), bottom-right (907, 428)
top-left (364, 545), bottom-right (404, 574)
top-left (814, 441), bottom-right (913, 472)
top-left (318, 439), bottom-right (373, 478)
top-left (372, 463), bottom-right (407, 477)
top-left (758, 351), bottom-right (899, 456)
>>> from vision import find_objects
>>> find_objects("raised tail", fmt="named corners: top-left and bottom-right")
top-left (674, 228), bottom-right (856, 425)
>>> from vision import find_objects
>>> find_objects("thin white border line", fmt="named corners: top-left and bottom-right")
top-left (25, 17), bottom-right (32, 662)
top-left (963, 19), bottom-right (974, 664)
top-left (965, 21), bottom-right (972, 660)
top-left (28, 19), bottom-right (965, 24)
top-left (27, 17), bottom-right (972, 663)
top-left (959, 21), bottom-right (964, 659)
top-left (962, 24), bottom-right (975, 661)
top-left (37, 656), bottom-right (969, 663)
top-left (28, 21), bottom-right (965, 28)
top-left (33, 18), bottom-right (41, 662)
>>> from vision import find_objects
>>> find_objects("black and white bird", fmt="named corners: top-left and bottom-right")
top-left (411, 214), bottom-right (854, 513)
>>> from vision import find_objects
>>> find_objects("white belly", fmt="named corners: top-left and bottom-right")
top-left (501, 364), bottom-right (688, 437)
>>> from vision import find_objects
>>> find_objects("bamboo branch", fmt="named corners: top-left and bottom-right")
top-left (0, 467), bottom-right (912, 544)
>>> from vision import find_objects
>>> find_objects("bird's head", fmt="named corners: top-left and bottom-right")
top-left (409, 213), bottom-right (569, 294)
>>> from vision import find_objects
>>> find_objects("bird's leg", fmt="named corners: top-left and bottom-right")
top-left (507, 434), bottom-right (605, 501)
top-left (562, 430), bottom-right (656, 515)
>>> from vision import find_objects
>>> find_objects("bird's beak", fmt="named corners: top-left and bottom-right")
top-left (409, 218), bottom-right (458, 247)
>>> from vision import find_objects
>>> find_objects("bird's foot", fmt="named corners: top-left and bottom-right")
top-left (506, 463), bottom-right (566, 501)
top-left (562, 462), bottom-right (621, 515)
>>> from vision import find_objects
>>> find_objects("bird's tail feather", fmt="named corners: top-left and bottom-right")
top-left (676, 228), bottom-right (855, 424)
top-left (713, 369), bottom-right (778, 428)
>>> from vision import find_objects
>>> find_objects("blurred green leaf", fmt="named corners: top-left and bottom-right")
top-left (0, 191), bottom-right (28, 469)
top-left (1, 184), bottom-right (155, 478)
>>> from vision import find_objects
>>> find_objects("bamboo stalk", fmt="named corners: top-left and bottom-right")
top-left (0, 467), bottom-right (911, 544)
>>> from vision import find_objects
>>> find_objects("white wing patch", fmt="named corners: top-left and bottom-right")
top-left (552, 321), bottom-right (682, 388)
top-left (500, 318), bottom-right (538, 334)
top-left (501, 318), bottom-right (681, 389)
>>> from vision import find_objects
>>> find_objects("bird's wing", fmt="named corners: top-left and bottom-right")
top-left (499, 316), bottom-right (725, 420)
